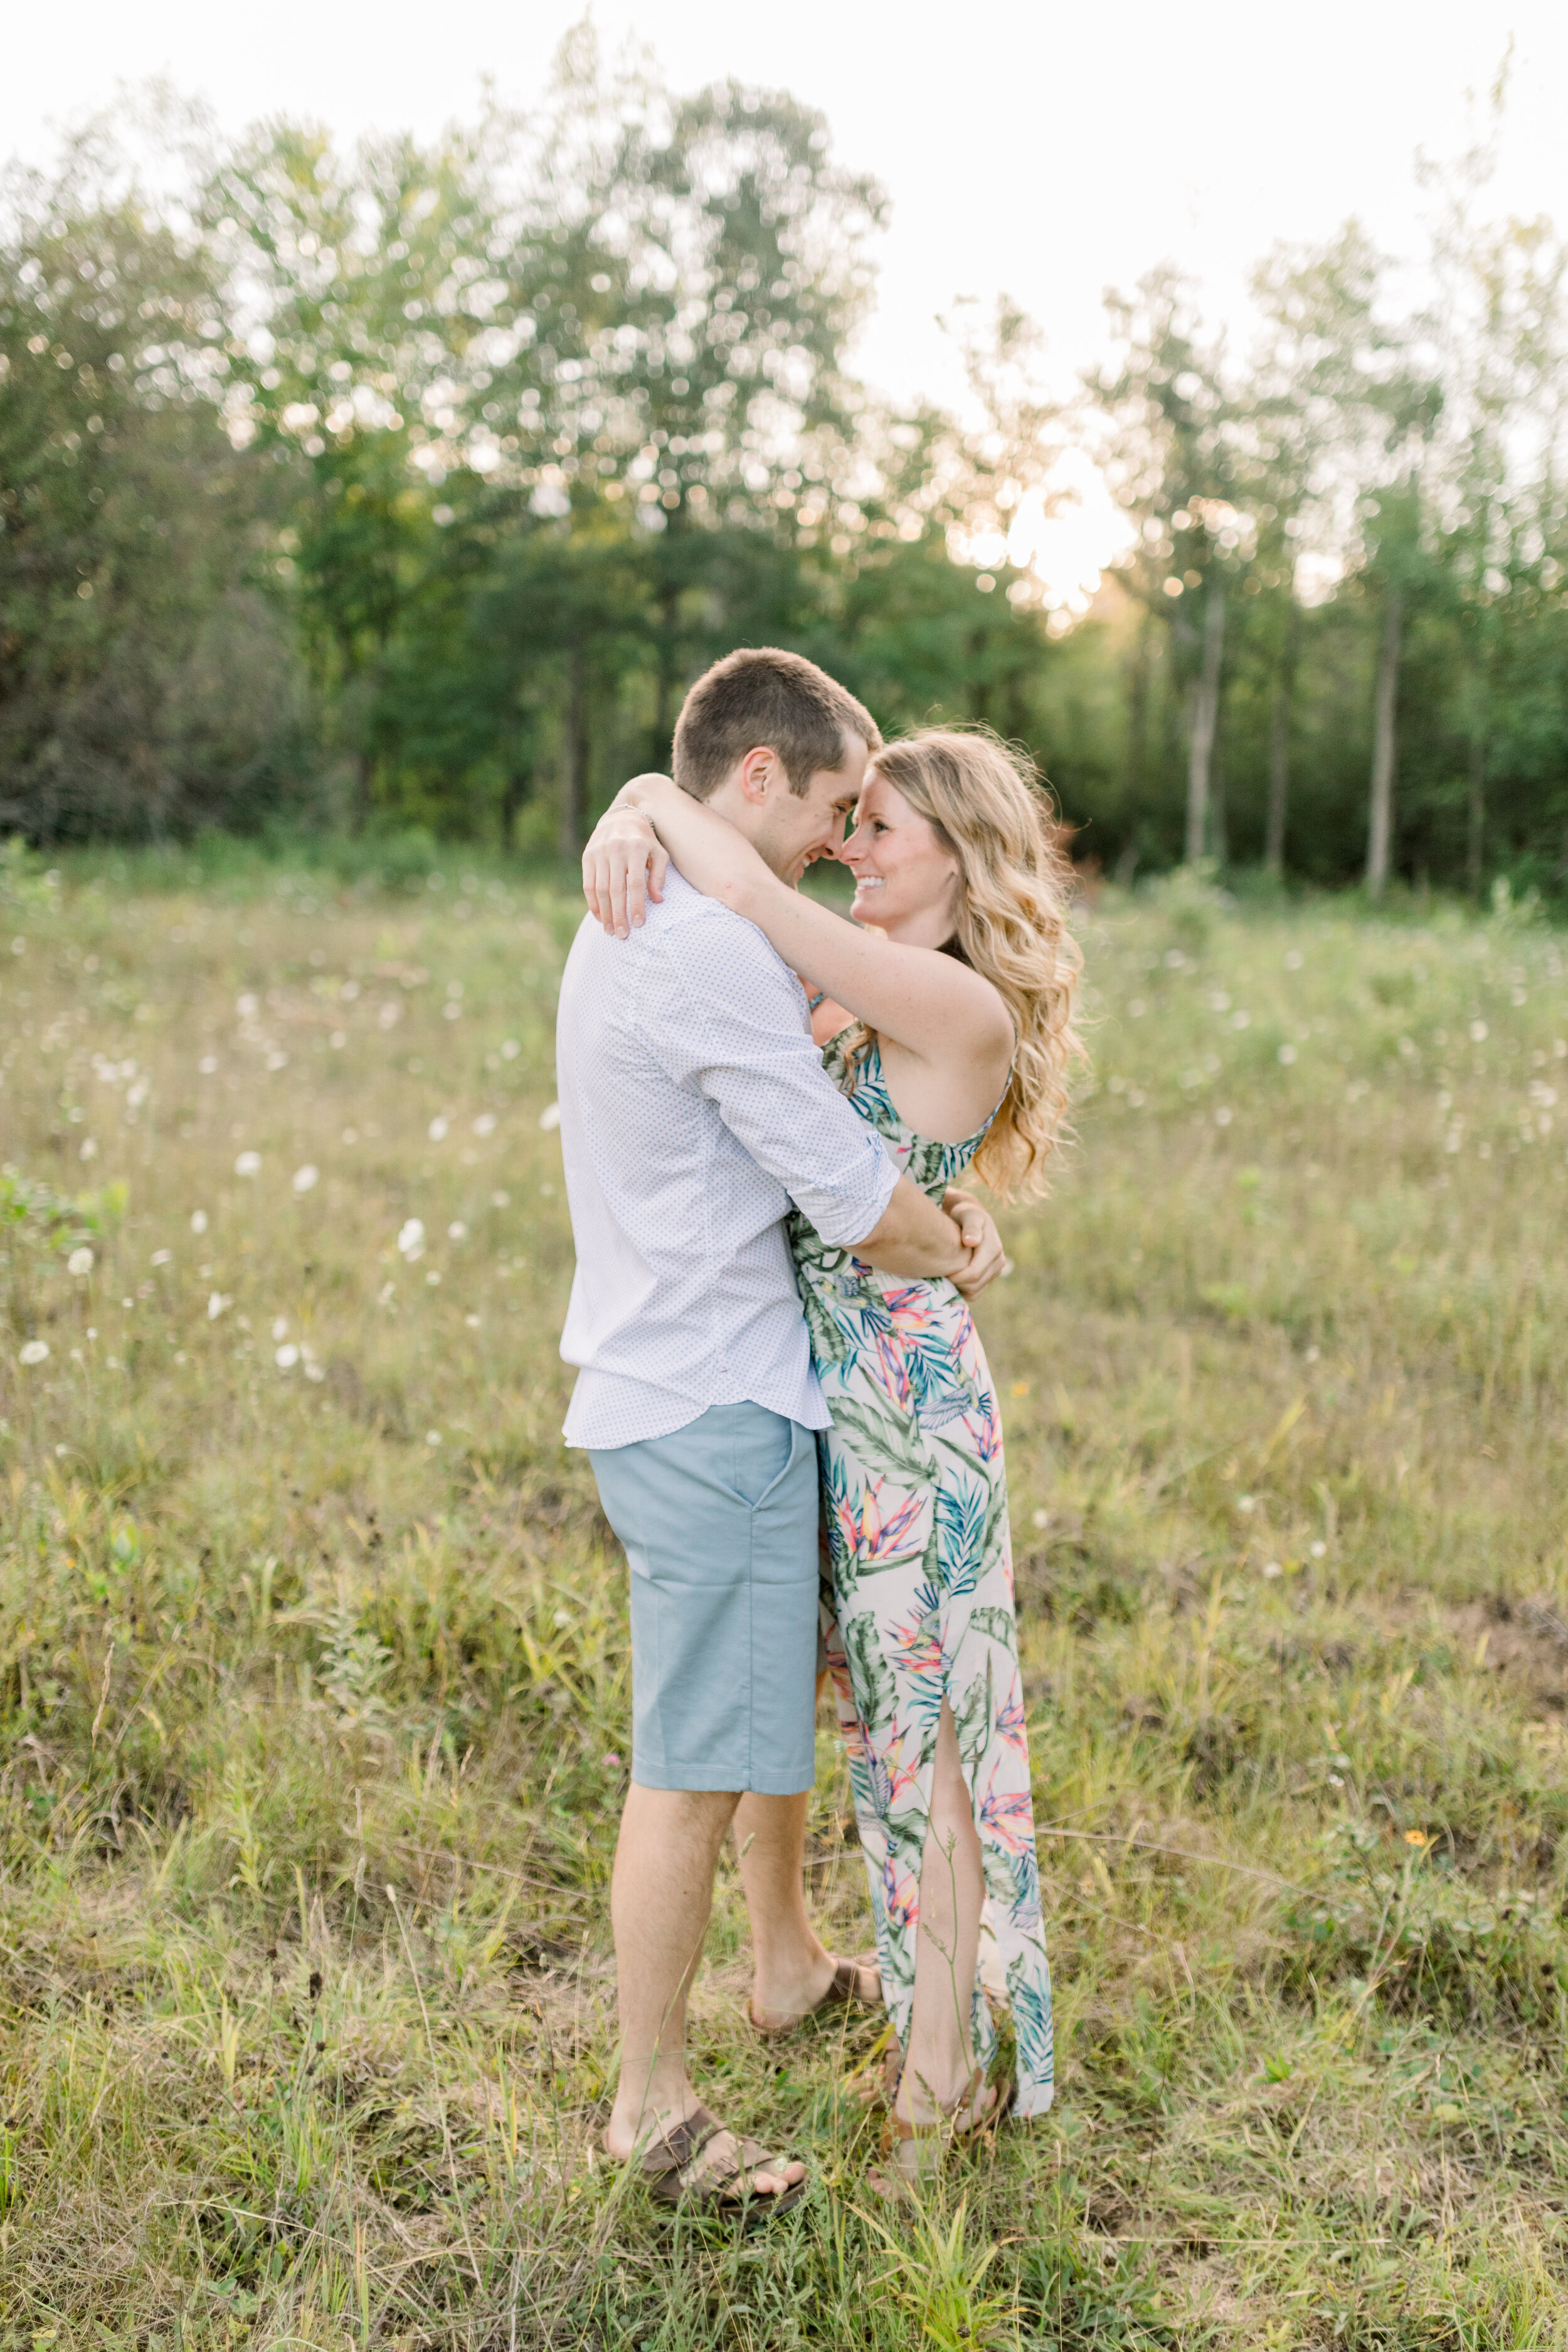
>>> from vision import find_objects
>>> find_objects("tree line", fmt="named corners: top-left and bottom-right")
top-left (3, 38), bottom-right (1565, 896)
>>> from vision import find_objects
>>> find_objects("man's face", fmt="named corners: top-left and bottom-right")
top-left (751, 734), bottom-right (871, 884)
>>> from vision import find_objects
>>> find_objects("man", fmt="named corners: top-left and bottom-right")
top-left (555, 647), bottom-right (1004, 2216)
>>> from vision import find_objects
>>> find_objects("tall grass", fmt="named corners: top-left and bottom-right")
top-left (1, 847), bottom-right (1565, 2346)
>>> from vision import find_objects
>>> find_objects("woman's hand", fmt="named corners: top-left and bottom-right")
top-left (944, 1188), bottom-right (1009, 1300)
top-left (583, 775), bottom-right (673, 937)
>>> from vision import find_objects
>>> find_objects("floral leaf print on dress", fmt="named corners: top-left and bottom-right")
top-left (790, 1030), bottom-right (1054, 2119)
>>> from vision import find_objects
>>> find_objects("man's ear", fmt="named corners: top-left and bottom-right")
top-left (735, 746), bottom-right (781, 803)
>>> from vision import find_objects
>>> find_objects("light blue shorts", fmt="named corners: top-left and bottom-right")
top-left (589, 1401), bottom-right (819, 1794)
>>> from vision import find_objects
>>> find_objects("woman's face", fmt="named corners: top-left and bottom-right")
top-left (839, 769), bottom-right (961, 942)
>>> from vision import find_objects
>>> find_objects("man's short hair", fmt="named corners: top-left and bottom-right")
top-left (672, 647), bottom-right (881, 801)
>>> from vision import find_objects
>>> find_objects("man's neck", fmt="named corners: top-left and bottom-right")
top-left (701, 776), bottom-right (780, 872)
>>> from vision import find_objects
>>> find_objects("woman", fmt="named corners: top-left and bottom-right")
top-left (582, 729), bottom-right (1083, 2186)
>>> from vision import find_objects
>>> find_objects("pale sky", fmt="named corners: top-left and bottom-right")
top-left (7, 0), bottom-right (1564, 601)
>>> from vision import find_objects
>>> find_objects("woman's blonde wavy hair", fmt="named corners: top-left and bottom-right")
top-left (849, 727), bottom-right (1085, 1201)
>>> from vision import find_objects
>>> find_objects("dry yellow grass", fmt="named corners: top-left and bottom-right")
top-left (0, 843), bottom-right (1565, 2348)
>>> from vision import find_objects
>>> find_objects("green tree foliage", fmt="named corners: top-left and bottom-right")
top-left (0, 124), bottom-right (295, 840)
top-left (3, 46), bottom-right (1567, 896)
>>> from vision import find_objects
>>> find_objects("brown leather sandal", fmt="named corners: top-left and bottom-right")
top-left (620, 2105), bottom-right (808, 2223)
top-left (748, 1951), bottom-right (881, 2038)
top-left (867, 2069), bottom-right (1017, 2200)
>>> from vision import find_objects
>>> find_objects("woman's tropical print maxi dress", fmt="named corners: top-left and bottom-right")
top-left (789, 1031), bottom-right (1053, 2118)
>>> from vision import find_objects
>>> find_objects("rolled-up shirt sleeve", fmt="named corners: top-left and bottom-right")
top-left (639, 904), bottom-right (899, 1246)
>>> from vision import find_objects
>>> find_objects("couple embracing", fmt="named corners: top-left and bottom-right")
top-left (555, 647), bottom-right (1081, 2209)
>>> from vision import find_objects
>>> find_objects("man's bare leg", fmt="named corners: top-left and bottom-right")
top-left (605, 1783), bottom-right (804, 2195)
top-left (733, 1791), bottom-right (842, 2024)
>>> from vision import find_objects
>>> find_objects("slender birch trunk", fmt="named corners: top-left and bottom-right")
top-left (558, 638), bottom-right (588, 859)
top-left (1365, 586), bottom-right (1403, 900)
top-left (1264, 598), bottom-right (1300, 878)
top-left (652, 584), bottom-right (679, 766)
top-left (1118, 609), bottom-right (1152, 879)
top-left (1466, 671), bottom-right (1488, 899)
top-left (1184, 577), bottom-right (1225, 864)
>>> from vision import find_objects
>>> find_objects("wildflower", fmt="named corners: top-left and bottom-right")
top-left (605, 1752), bottom-right (622, 1770)
top-left (236, 993), bottom-right (259, 1017)
top-left (1214, 1106), bottom-right (1233, 1127)
top-left (1236, 1495), bottom-right (1256, 1513)
top-left (329, 1031), bottom-right (346, 1048)
top-left (275, 1343), bottom-right (300, 1370)
top-left (397, 1219), bottom-right (425, 1261)
top-left (272, 1315), bottom-right (289, 1340)
top-left (1405, 1830), bottom-right (1429, 1846)
top-left (1310, 1540), bottom-right (1327, 1559)
top-left (539, 1102), bottom-right (562, 1132)
top-left (1283, 950), bottom-right (1304, 971)
top-left (501, 1039), bottom-right (520, 1060)
top-left (292, 1164), bottom-right (319, 1194)
top-left (378, 1000), bottom-right (401, 1030)
top-left (428, 1116), bottom-right (449, 1143)
top-left (208, 1293), bottom-right (233, 1320)
top-left (472, 1111), bottom-right (497, 1137)
top-left (80, 1139), bottom-right (98, 1161)
top-left (490, 1189), bottom-right (510, 1207)
top-left (67, 1246), bottom-right (94, 1276)
top-left (1278, 1044), bottom-right (1297, 1066)
top-left (199, 1056), bottom-right (218, 1076)
top-left (447, 1221), bottom-right (467, 1241)
top-left (1469, 1020), bottom-right (1488, 1044)
top-left (190, 1209), bottom-right (208, 1234)
top-left (426, 1429), bottom-right (442, 1446)
top-left (1262, 1560), bottom-right (1283, 1579)
top-left (18, 1340), bottom-right (49, 1366)
top-left (464, 1312), bottom-right (480, 1328)
top-left (235, 1150), bottom-right (260, 1177)
top-left (150, 1249), bottom-right (171, 1267)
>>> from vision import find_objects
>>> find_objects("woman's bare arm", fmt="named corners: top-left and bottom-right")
top-left (583, 776), bottom-right (1013, 1083)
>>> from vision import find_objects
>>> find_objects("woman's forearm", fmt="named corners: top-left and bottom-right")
top-left (628, 777), bottom-right (778, 921)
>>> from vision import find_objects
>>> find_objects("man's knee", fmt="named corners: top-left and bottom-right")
top-left (624, 1783), bottom-right (742, 1848)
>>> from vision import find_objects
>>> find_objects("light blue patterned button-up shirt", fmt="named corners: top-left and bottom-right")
top-left (556, 870), bottom-right (898, 1449)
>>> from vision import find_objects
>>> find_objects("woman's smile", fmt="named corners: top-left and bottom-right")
top-left (840, 770), bottom-right (960, 942)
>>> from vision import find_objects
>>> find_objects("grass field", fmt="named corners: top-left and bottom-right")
top-left (1, 844), bottom-right (1566, 2350)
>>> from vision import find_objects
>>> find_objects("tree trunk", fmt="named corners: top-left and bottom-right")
top-left (1210, 749), bottom-right (1229, 867)
top-left (1184, 578), bottom-right (1225, 864)
top-left (1121, 609), bottom-right (1152, 872)
top-left (1264, 598), bottom-right (1300, 877)
top-left (558, 640), bottom-right (588, 860)
top-left (652, 585), bottom-right (680, 767)
top-left (499, 765), bottom-right (527, 856)
top-left (1365, 586), bottom-right (1403, 900)
top-left (1466, 715), bottom-right (1486, 900)
top-left (351, 748), bottom-right (373, 837)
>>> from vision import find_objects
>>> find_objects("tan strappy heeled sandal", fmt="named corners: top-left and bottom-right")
top-left (866, 2067), bottom-right (1017, 2200)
